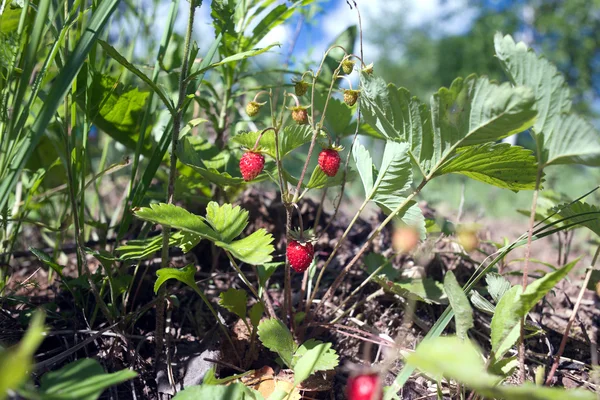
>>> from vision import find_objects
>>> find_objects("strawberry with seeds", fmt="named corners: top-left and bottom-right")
top-left (287, 240), bottom-right (314, 273)
top-left (239, 151), bottom-right (265, 181)
top-left (318, 148), bottom-right (341, 177)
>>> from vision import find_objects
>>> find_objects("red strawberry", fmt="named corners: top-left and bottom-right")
top-left (239, 151), bottom-right (265, 181)
top-left (287, 240), bottom-right (314, 273)
top-left (318, 149), bottom-right (341, 177)
top-left (347, 374), bottom-right (382, 400)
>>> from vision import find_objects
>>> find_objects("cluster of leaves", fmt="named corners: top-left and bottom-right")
top-left (2, 0), bottom-right (600, 396)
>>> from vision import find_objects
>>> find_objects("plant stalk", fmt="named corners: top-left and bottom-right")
top-left (518, 166), bottom-right (543, 383)
top-left (156, 0), bottom-right (196, 363)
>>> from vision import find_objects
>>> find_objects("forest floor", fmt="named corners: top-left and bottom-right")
top-left (2, 188), bottom-right (599, 399)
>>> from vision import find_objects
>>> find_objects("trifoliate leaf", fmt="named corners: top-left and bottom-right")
top-left (205, 202), bottom-right (249, 243)
top-left (249, 303), bottom-right (264, 327)
top-left (134, 203), bottom-right (219, 241)
top-left (216, 229), bottom-right (275, 265)
top-left (292, 340), bottom-right (339, 384)
top-left (485, 272), bottom-right (512, 304)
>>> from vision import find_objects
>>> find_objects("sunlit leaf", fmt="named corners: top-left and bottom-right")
top-left (205, 202), bottom-right (249, 243)
top-left (154, 265), bottom-right (197, 294)
top-left (407, 336), bottom-right (594, 400)
top-left (0, 311), bottom-right (46, 397)
top-left (257, 319), bottom-right (297, 368)
top-left (495, 33), bottom-right (600, 167)
top-left (292, 340), bottom-right (338, 384)
top-left (133, 203), bottom-right (219, 241)
top-left (434, 143), bottom-right (539, 191)
top-left (216, 229), bottom-right (275, 265)
top-left (38, 358), bottom-right (137, 400)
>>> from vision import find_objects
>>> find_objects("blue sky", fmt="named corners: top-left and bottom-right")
top-left (138, 0), bottom-right (484, 65)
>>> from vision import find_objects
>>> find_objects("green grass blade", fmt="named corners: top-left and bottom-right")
top-left (98, 39), bottom-right (176, 114)
top-left (0, 0), bottom-right (120, 213)
top-left (117, 33), bottom-right (223, 239)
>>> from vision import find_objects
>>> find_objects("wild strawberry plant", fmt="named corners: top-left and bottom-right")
top-left (2, 0), bottom-right (600, 399)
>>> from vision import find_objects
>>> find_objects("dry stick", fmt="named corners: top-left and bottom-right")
top-left (519, 167), bottom-right (544, 383)
top-left (545, 244), bottom-right (600, 385)
top-left (156, 0), bottom-right (196, 364)
top-left (329, 260), bottom-right (388, 321)
top-left (315, 179), bottom-right (427, 316)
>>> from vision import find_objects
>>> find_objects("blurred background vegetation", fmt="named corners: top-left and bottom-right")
top-left (311, 0), bottom-right (600, 220)
top-left (102, 0), bottom-right (600, 221)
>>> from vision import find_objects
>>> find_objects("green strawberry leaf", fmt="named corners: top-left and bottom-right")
top-left (257, 319), bottom-right (297, 369)
top-left (219, 288), bottom-right (247, 320)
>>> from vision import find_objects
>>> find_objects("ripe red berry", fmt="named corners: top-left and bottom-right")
top-left (347, 374), bottom-right (382, 400)
top-left (239, 151), bottom-right (265, 181)
top-left (287, 240), bottom-right (314, 273)
top-left (318, 149), bottom-right (341, 177)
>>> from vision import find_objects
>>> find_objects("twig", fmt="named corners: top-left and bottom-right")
top-left (545, 244), bottom-right (600, 385)
top-left (316, 179), bottom-right (427, 315)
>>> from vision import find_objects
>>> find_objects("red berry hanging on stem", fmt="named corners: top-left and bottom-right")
top-left (287, 211), bottom-right (315, 273)
top-left (239, 151), bottom-right (265, 181)
top-left (318, 148), bottom-right (341, 177)
top-left (238, 127), bottom-right (272, 181)
top-left (287, 240), bottom-right (314, 273)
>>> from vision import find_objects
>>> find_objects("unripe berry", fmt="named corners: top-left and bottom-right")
top-left (246, 101), bottom-right (261, 117)
top-left (342, 59), bottom-right (355, 75)
top-left (362, 63), bottom-right (374, 75)
top-left (343, 90), bottom-right (360, 107)
top-left (291, 107), bottom-right (309, 125)
top-left (295, 80), bottom-right (309, 97)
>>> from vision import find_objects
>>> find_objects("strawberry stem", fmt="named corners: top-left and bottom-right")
top-left (252, 90), bottom-right (270, 104)
top-left (252, 126), bottom-right (276, 151)
top-left (337, 74), bottom-right (354, 90)
top-left (292, 203), bottom-right (305, 239)
top-left (286, 92), bottom-right (302, 108)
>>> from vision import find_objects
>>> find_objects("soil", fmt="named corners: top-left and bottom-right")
top-left (2, 188), bottom-right (599, 399)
